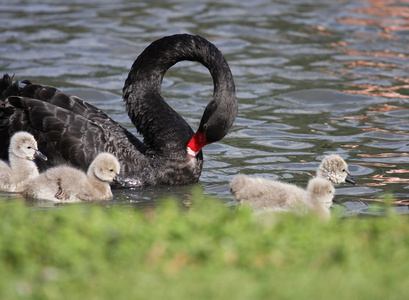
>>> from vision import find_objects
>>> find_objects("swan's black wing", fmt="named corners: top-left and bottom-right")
top-left (1, 74), bottom-right (143, 149)
top-left (0, 73), bottom-right (146, 163)
top-left (21, 81), bottom-right (113, 121)
top-left (0, 96), bottom-right (149, 175)
top-left (0, 74), bottom-right (109, 119)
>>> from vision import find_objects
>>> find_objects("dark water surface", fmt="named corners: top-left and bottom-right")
top-left (1, 0), bottom-right (409, 216)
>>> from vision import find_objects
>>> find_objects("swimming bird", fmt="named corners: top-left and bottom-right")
top-left (305, 177), bottom-right (335, 221)
top-left (231, 175), bottom-right (334, 218)
top-left (230, 174), bottom-right (308, 210)
top-left (23, 152), bottom-right (122, 202)
top-left (0, 34), bottom-right (237, 187)
top-left (230, 154), bottom-right (355, 209)
top-left (0, 131), bottom-right (47, 192)
top-left (316, 154), bottom-right (356, 184)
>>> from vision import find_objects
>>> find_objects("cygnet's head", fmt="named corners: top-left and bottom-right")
top-left (9, 131), bottom-right (47, 161)
top-left (88, 152), bottom-right (121, 183)
top-left (306, 177), bottom-right (335, 209)
top-left (316, 154), bottom-right (356, 185)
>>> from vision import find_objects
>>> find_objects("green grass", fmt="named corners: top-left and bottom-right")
top-left (0, 190), bottom-right (408, 299)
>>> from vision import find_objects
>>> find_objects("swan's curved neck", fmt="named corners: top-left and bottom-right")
top-left (124, 34), bottom-right (234, 96)
top-left (123, 34), bottom-right (237, 158)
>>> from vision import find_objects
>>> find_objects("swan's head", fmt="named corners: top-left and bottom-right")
top-left (89, 152), bottom-right (122, 183)
top-left (316, 154), bottom-right (356, 185)
top-left (306, 177), bottom-right (335, 209)
top-left (187, 96), bottom-right (238, 157)
top-left (9, 131), bottom-right (47, 161)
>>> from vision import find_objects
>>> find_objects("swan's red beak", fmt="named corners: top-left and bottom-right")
top-left (187, 130), bottom-right (209, 157)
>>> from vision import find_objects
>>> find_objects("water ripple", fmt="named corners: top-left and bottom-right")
top-left (1, 0), bottom-right (408, 215)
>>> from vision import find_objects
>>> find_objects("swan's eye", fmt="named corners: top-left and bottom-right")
top-left (27, 146), bottom-right (32, 149)
top-left (342, 169), bottom-right (346, 172)
top-left (109, 169), bottom-right (114, 172)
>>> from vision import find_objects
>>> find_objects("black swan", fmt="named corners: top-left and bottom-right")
top-left (0, 34), bottom-right (238, 187)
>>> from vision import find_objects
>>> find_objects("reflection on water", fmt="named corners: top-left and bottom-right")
top-left (0, 0), bottom-right (409, 216)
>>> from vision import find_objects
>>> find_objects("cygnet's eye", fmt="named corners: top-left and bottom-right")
top-left (342, 169), bottom-right (346, 172)
top-left (109, 169), bottom-right (114, 172)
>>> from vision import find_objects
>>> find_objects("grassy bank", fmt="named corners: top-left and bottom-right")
top-left (0, 191), bottom-right (408, 299)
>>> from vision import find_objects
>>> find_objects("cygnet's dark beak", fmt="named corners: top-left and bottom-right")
top-left (113, 175), bottom-right (126, 187)
top-left (345, 173), bottom-right (356, 185)
top-left (34, 150), bottom-right (48, 161)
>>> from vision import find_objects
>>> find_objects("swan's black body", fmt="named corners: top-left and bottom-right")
top-left (0, 34), bottom-right (237, 187)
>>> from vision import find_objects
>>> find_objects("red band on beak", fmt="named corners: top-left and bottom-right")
top-left (187, 130), bottom-right (208, 157)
